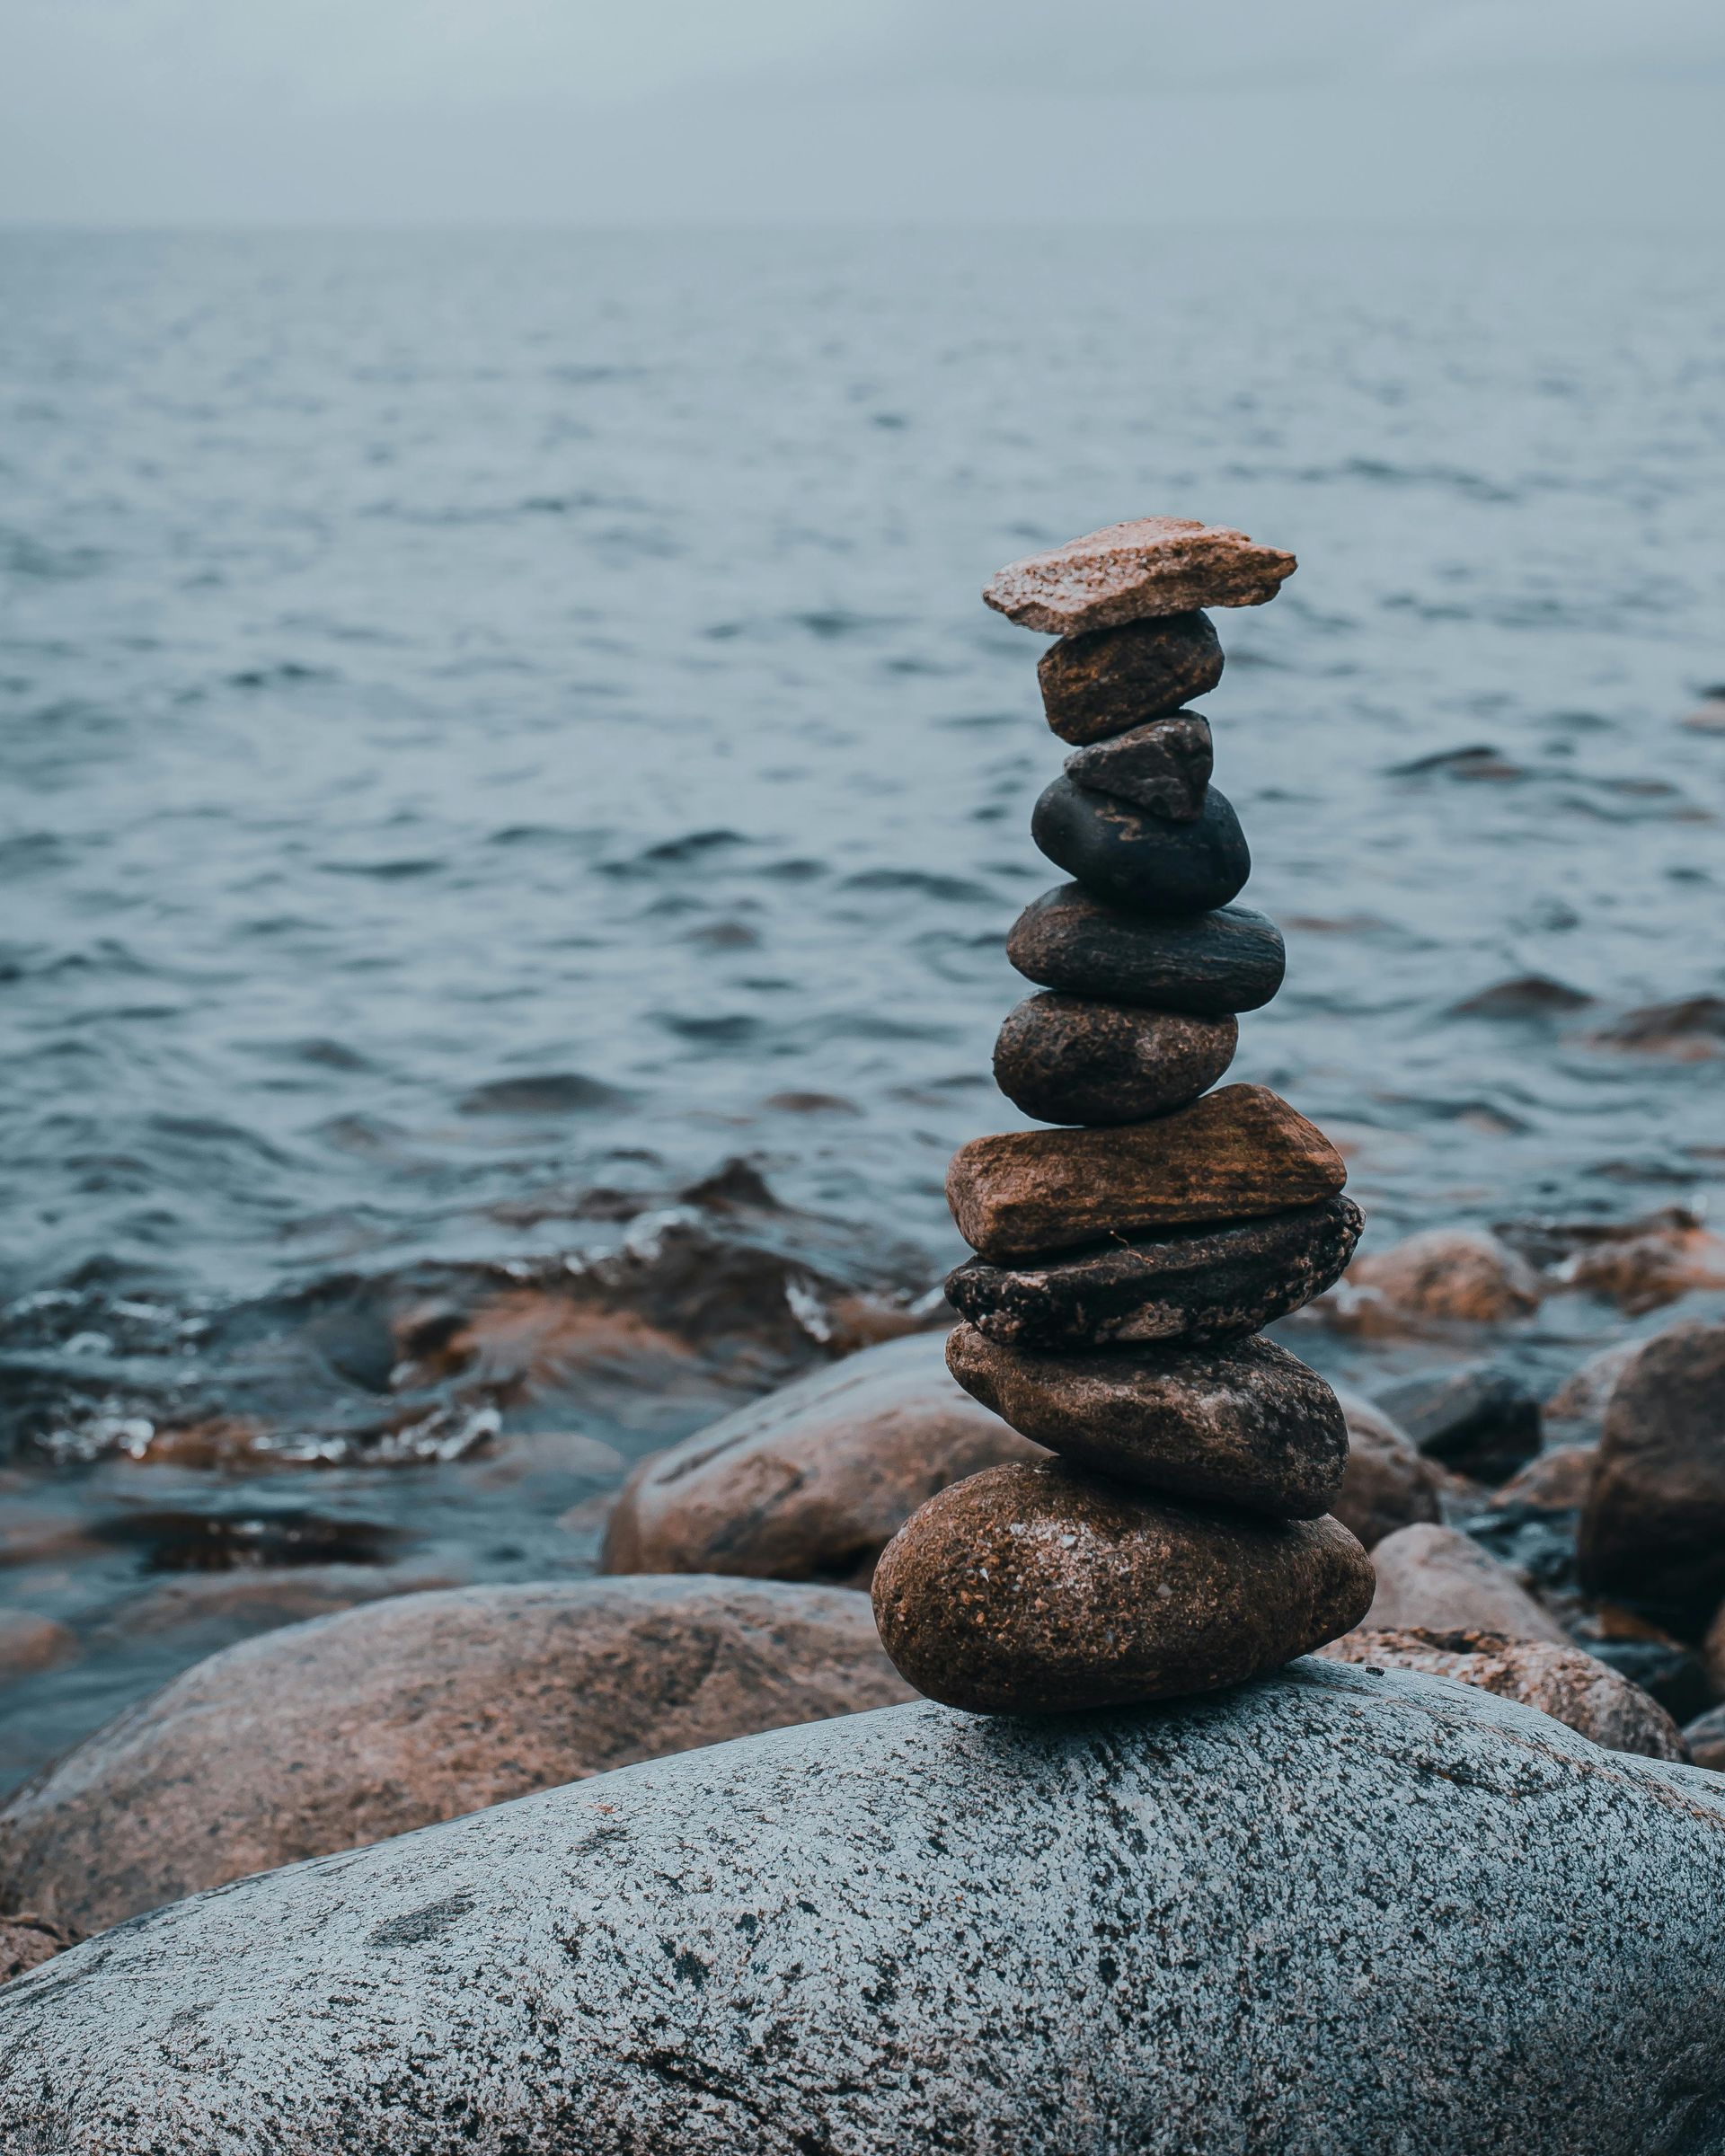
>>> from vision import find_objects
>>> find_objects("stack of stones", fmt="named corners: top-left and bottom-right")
top-left (872, 517), bottom-right (1376, 1714)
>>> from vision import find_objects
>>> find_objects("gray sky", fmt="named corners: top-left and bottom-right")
top-left (4, 0), bottom-right (1722, 225)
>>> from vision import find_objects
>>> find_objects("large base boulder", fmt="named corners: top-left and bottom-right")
top-left (0, 1577), bottom-right (911, 1936)
top-left (6, 1667), bottom-right (1725, 2154)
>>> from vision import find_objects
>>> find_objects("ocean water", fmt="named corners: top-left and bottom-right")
top-left (2, 225), bottom-right (1723, 1789)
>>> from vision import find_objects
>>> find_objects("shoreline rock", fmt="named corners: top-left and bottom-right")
top-left (0, 1576), bottom-right (912, 1935)
top-left (985, 517), bottom-right (1297, 634)
top-left (992, 994), bottom-right (1237, 1127)
top-left (1037, 613), bottom-right (1224, 741)
top-left (1008, 885), bottom-right (1286, 1013)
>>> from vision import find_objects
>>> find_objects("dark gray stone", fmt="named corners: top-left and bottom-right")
top-left (1063, 711), bottom-right (1212, 820)
top-left (5, 1671), bottom-right (1725, 2155)
top-left (945, 1195), bottom-right (1363, 1349)
top-left (1007, 883), bottom-right (1286, 1014)
top-left (1031, 776), bottom-right (1250, 915)
top-left (1375, 1365), bottom-right (1542, 1484)
top-left (946, 1326), bottom-right (1347, 1515)
top-left (993, 994), bottom-right (1236, 1126)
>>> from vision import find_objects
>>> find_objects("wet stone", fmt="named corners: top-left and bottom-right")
top-left (984, 517), bottom-right (1297, 637)
top-left (1032, 776), bottom-right (1249, 916)
top-left (993, 994), bottom-right (1237, 1127)
top-left (1008, 884), bottom-right (1286, 1015)
top-left (1063, 711), bottom-right (1213, 821)
top-left (946, 1083), bottom-right (1347, 1265)
top-left (946, 1327), bottom-right (1347, 1518)
top-left (946, 1195), bottom-right (1364, 1351)
top-left (1038, 614), bottom-right (1223, 746)
top-left (871, 1458), bottom-right (1373, 1715)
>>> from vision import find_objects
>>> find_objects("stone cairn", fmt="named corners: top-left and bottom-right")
top-left (872, 517), bottom-right (1376, 1713)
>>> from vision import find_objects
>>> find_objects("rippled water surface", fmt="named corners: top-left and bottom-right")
top-left (3, 226), bottom-right (1723, 1791)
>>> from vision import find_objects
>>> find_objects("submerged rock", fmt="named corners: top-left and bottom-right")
top-left (946, 1196), bottom-right (1363, 1350)
top-left (1031, 776), bottom-right (1250, 915)
top-left (985, 516), bottom-right (1297, 634)
top-left (946, 1327), bottom-right (1347, 1516)
top-left (1037, 614), bottom-right (1224, 744)
top-left (599, 1331), bottom-right (1038, 1586)
top-left (1364, 1523), bottom-right (1567, 1643)
top-left (946, 1084), bottom-right (1347, 1264)
top-left (870, 1458), bottom-right (1371, 1713)
top-left (1008, 884), bottom-right (1286, 1014)
top-left (992, 994), bottom-right (1237, 1127)
top-left (0, 1576), bottom-right (911, 1936)
top-left (1319, 1627), bottom-right (1685, 1761)
top-left (7, 1668), bottom-right (1725, 2154)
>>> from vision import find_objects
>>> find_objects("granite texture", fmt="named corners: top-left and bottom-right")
top-left (6, 1671), bottom-right (1725, 2154)
top-left (992, 994), bottom-right (1236, 1127)
top-left (1037, 614), bottom-right (1223, 744)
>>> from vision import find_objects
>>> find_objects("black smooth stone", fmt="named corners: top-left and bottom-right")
top-left (993, 994), bottom-right (1237, 1126)
top-left (945, 1195), bottom-right (1364, 1351)
top-left (1006, 884), bottom-right (1286, 1016)
top-left (1032, 778), bottom-right (1249, 916)
top-left (1375, 1365), bottom-right (1542, 1485)
top-left (1037, 613), bottom-right (1224, 745)
top-left (1063, 712), bottom-right (1212, 822)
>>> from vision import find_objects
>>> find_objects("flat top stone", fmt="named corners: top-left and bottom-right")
top-left (947, 1082), bottom-right (1347, 1264)
top-left (986, 517), bottom-right (1296, 636)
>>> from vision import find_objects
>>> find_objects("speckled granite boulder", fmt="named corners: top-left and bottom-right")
top-left (5, 1666), bottom-right (1725, 2154)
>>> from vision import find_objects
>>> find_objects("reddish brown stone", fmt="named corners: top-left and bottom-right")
top-left (992, 994), bottom-right (1236, 1127)
top-left (1039, 619), bottom-right (1223, 747)
top-left (1363, 1524), bottom-right (1566, 1642)
top-left (984, 517), bottom-right (1296, 636)
top-left (1319, 1629), bottom-right (1685, 1761)
top-left (871, 1459), bottom-right (1372, 1714)
top-left (946, 1083), bottom-right (1347, 1264)
top-left (1343, 1227), bottom-right (1544, 1326)
top-left (945, 1327), bottom-right (1346, 1516)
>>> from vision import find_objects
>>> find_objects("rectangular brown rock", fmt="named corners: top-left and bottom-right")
top-left (945, 1083), bottom-right (1347, 1263)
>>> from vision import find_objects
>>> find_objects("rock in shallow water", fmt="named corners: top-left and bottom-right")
top-left (871, 1459), bottom-right (1372, 1713)
top-left (947, 1083), bottom-right (1347, 1264)
top-left (985, 517), bottom-right (1297, 635)
top-left (946, 1195), bottom-right (1363, 1349)
top-left (1037, 613), bottom-right (1224, 743)
top-left (1031, 774), bottom-right (1250, 915)
top-left (599, 1331), bottom-right (1039, 1586)
top-left (993, 993), bottom-right (1236, 1126)
top-left (1063, 709), bottom-right (1213, 817)
top-left (1009, 882), bottom-right (1286, 1013)
top-left (7, 1669), bottom-right (1725, 2155)
top-left (946, 1326), bottom-right (1347, 1516)
top-left (1329, 1388), bottom-right (1444, 1550)
top-left (0, 1576), bottom-right (912, 1935)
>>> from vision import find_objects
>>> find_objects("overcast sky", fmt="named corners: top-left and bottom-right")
top-left (4, 0), bottom-right (1722, 225)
